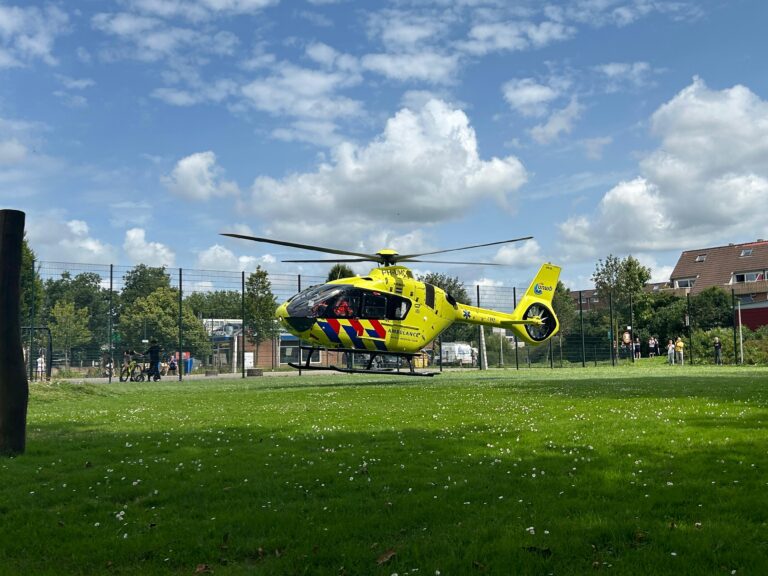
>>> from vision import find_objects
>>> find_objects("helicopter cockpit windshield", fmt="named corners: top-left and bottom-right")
top-left (287, 284), bottom-right (411, 320)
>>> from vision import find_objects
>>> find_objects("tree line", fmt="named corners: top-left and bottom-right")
top-left (20, 240), bottom-right (279, 370)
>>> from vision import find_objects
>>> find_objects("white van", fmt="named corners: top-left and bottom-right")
top-left (441, 342), bottom-right (475, 366)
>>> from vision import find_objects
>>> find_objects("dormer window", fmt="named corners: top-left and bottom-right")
top-left (695, 254), bottom-right (707, 262)
top-left (740, 248), bottom-right (753, 257)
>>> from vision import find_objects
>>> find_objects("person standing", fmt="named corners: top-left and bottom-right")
top-left (145, 339), bottom-right (162, 381)
top-left (667, 339), bottom-right (675, 365)
top-left (675, 337), bottom-right (685, 366)
top-left (713, 336), bottom-right (722, 365)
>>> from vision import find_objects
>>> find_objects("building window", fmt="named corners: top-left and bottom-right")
top-left (733, 271), bottom-right (765, 283)
top-left (675, 278), bottom-right (696, 288)
top-left (695, 254), bottom-right (707, 262)
top-left (280, 335), bottom-right (321, 365)
top-left (740, 248), bottom-right (753, 257)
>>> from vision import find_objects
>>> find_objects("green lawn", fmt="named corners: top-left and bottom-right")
top-left (2, 367), bottom-right (767, 575)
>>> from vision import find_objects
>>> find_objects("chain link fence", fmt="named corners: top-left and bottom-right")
top-left (22, 260), bottom-right (751, 381)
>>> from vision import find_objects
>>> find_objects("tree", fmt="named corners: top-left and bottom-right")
top-left (418, 272), bottom-right (475, 344)
top-left (185, 290), bottom-right (243, 320)
top-left (552, 281), bottom-right (578, 336)
top-left (20, 236), bottom-right (43, 325)
top-left (121, 265), bottom-right (171, 307)
top-left (327, 264), bottom-right (355, 282)
top-left (119, 287), bottom-right (211, 359)
top-left (49, 301), bottom-right (92, 367)
top-left (245, 266), bottom-right (279, 365)
top-left (43, 271), bottom-right (112, 358)
top-left (592, 254), bottom-right (651, 313)
top-left (691, 286), bottom-right (733, 330)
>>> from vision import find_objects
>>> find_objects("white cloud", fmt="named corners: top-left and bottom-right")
top-left (361, 51), bottom-right (460, 84)
top-left (195, 244), bottom-right (275, 271)
top-left (123, 228), bottom-right (175, 266)
top-left (530, 98), bottom-right (583, 144)
top-left (581, 136), bottom-right (612, 160)
top-left (459, 20), bottom-right (574, 55)
top-left (162, 151), bottom-right (239, 201)
top-left (502, 78), bottom-right (559, 117)
top-left (244, 99), bottom-right (527, 243)
top-left (492, 239), bottom-right (543, 267)
top-left (26, 214), bottom-right (117, 264)
top-left (241, 62), bottom-right (363, 119)
top-left (92, 12), bottom-right (239, 62)
top-left (559, 78), bottom-right (768, 258)
top-left (367, 10), bottom-right (450, 51)
top-left (126, 0), bottom-right (278, 21)
top-left (595, 61), bottom-right (654, 91)
top-left (0, 139), bottom-right (27, 164)
top-left (0, 4), bottom-right (68, 67)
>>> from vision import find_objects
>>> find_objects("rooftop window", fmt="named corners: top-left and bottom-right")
top-left (740, 248), bottom-right (753, 257)
top-left (695, 254), bottom-right (707, 262)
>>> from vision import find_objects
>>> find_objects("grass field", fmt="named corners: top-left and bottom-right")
top-left (1, 366), bottom-right (767, 575)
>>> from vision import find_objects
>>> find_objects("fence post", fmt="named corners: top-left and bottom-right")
top-left (178, 268), bottom-right (183, 381)
top-left (687, 292), bottom-right (694, 365)
top-left (477, 285), bottom-right (487, 370)
top-left (609, 291), bottom-right (615, 366)
top-left (629, 291), bottom-right (635, 363)
top-left (27, 257), bottom-right (35, 381)
top-left (108, 264), bottom-right (113, 383)
top-left (549, 339), bottom-right (553, 369)
top-left (731, 288), bottom-right (738, 365)
top-left (579, 290), bottom-right (585, 367)
top-left (513, 287), bottom-right (519, 370)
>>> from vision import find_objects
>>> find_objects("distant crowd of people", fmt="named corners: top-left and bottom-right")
top-left (616, 333), bottom-right (725, 365)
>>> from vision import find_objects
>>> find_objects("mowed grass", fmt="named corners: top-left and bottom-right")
top-left (2, 367), bottom-right (767, 575)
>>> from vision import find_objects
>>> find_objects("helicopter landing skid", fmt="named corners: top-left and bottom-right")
top-left (288, 346), bottom-right (437, 377)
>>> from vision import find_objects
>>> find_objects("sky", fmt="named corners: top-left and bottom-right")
top-left (2, 0), bottom-right (768, 291)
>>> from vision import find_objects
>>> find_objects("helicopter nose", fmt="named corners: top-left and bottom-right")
top-left (275, 303), bottom-right (316, 333)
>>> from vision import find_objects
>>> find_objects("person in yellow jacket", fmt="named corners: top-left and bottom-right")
top-left (675, 337), bottom-right (685, 366)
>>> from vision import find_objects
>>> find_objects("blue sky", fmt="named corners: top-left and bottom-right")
top-left (3, 0), bottom-right (768, 290)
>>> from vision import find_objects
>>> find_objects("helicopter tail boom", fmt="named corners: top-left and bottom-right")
top-left (454, 263), bottom-right (561, 345)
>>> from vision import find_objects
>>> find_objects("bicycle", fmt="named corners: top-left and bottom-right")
top-left (119, 354), bottom-right (146, 382)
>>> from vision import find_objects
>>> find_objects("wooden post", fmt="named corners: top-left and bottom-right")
top-left (0, 209), bottom-right (29, 456)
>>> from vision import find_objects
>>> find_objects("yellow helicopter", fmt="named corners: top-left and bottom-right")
top-left (223, 234), bottom-right (561, 376)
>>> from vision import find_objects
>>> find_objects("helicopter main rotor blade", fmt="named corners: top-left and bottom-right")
top-left (397, 236), bottom-right (533, 261)
top-left (281, 258), bottom-right (372, 263)
top-left (221, 233), bottom-right (377, 261)
top-left (405, 260), bottom-right (504, 266)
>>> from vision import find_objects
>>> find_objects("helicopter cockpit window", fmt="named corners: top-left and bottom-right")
top-left (286, 284), bottom-right (355, 318)
top-left (287, 284), bottom-right (411, 321)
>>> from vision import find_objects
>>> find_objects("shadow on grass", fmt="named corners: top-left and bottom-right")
top-left (3, 412), bottom-right (767, 575)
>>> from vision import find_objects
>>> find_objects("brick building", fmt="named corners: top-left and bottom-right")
top-left (669, 239), bottom-right (768, 329)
